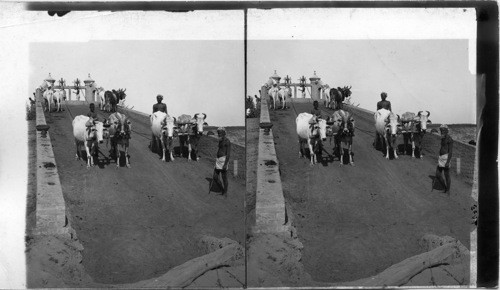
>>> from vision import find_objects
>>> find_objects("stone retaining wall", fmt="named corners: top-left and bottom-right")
top-left (33, 90), bottom-right (68, 236)
top-left (253, 97), bottom-right (287, 234)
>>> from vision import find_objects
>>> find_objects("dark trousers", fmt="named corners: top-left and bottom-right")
top-left (213, 169), bottom-right (228, 195)
top-left (435, 166), bottom-right (451, 192)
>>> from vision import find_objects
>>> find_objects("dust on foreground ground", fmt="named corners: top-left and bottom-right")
top-left (245, 101), bottom-right (474, 287)
top-left (26, 105), bottom-right (246, 288)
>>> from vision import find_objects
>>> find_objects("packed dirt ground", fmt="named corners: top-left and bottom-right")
top-left (26, 104), bottom-right (246, 288)
top-left (27, 100), bottom-right (475, 288)
top-left (245, 99), bottom-right (474, 287)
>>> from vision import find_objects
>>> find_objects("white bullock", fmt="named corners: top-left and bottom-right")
top-left (296, 112), bottom-right (328, 166)
top-left (401, 111), bottom-right (431, 158)
top-left (375, 109), bottom-right (401, 159)
top-left (331, 109), bottom-right (355, 166)
top-left (72, 115), bottom-right (107, 168)
top-left (42, 89), bottom-right (53, 112)
top-left (322, 86), bottom-right (331, 108)
top-left (268, 86), bottom-right (290, 110)
top-left (96, 87), bottom-right (106, 110)
top-left (401, 112), bottom-right (416, 157)
top-left (108, 112), bottom-right (132, 168)
top-left (151, 111), bottom-right (177, 162)
top-left (52, 89), bottom-right (66, 112)
top-left (416, 110), bottom-right (431, 132)
top-left (277, 87), bottom-right (291, 110)
top-left (413, 111), bottom-right (431, 158)
top-left (177, 113), bottom-right (207, 161)
top-left (268, 86), bottom-right (279, 110)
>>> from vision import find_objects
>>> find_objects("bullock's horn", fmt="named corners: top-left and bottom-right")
top-left (203, 113), bottom-right (206, 120)
top-left (194, 113), bottom-right (199, 119)
top-left (418, 111), bottom-right (422, 117)
top-left (426, 111), bottom-right (430, 117)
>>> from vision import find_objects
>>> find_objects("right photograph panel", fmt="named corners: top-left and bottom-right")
top-left (246, 8), bottom-right (477, 287)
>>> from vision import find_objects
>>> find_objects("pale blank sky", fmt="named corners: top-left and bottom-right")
top-left (30, 40), bottom-right (244, 126)
top-left (248, 39), bottom-right (475, 124)
top-left (248, 8), bottom-right (476, 125)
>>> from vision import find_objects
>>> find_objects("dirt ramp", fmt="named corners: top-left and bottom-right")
top-left (28, 104), bottom-right (245, 286)
top-left (268, 99), bottom-right (473, 283)
top-left (247, 232), bottom-right (315, 287)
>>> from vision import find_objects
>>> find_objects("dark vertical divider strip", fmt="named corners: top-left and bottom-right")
top-left (476, 2), bottom-right (499, 287)
top-left (244, 8), bottom-right (248, 289)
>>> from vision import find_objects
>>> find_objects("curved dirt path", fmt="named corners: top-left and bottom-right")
top-left (42, 104), bottom-right (245, 284)
top-left (269, 99), bottom-right (473, 283)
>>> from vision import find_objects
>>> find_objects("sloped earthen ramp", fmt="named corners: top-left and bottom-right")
top-left (34, 103), bottom-right (245, 284)
top-left (269, 99), bottom-right (473, 283)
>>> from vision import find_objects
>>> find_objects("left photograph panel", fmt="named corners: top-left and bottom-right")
top-left (1, 8), bottom-right (245, 289)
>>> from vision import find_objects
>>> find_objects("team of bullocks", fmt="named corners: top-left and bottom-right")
top-left (39, 85), bottom-right (231, 198)
top-left (261, 86), bottom-right (453, 194)
top-left (37, 82), bottom-right (453, 196)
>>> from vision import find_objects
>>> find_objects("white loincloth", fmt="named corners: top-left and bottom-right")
top-left (215, 156), bottom-right (227, 170)
top-left (438, 154), bottom-right (448, 167)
